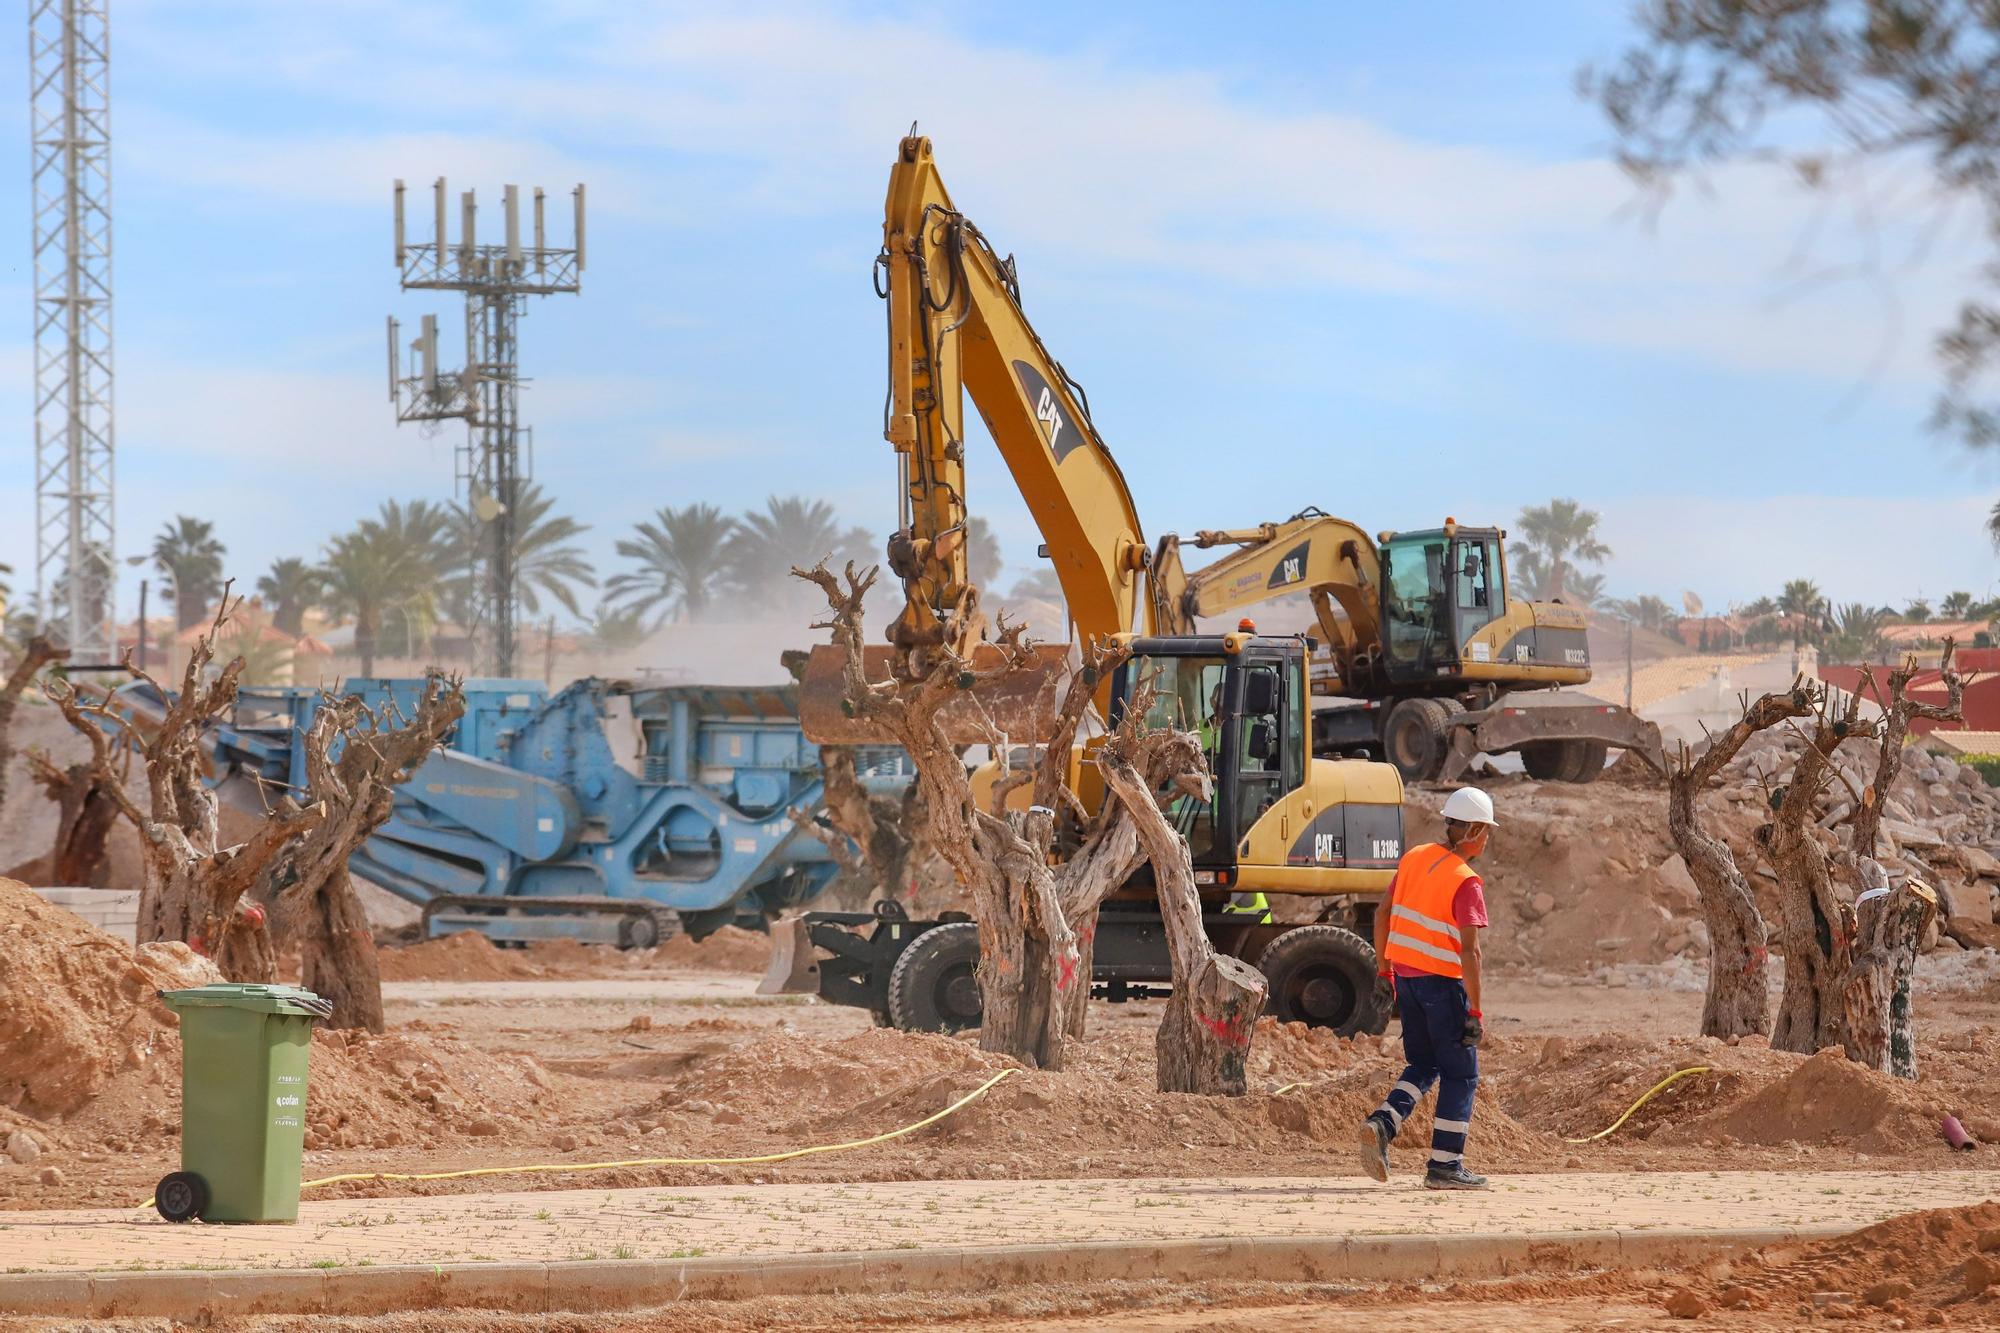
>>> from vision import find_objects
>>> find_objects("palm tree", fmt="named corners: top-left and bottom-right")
top-left (1903, 597), bottom-right (1933, 623)
top-left (1566, 570), bottom-right (1608, 608)
top-left (726, 496), bottom-right (874, 606)
top-left (318, 500), bottom-right (450, 675)
top-left (1743, 595), bottom-right (1778, 619)
top-left (444, 483), bottom-right (596, 622)
top-left (1778, 578), bottom-right (1828, 646)
top-left (256, 557), bottom-right (322, 637)
top-left (1508, 499), bottom-right (1609, 603)
top-left (1989, 498), bottom-right (2000, 552)
top-left (1941, 590), bottom-right (1975, 619)
top-left (965, 516), bottom-right (1004, 588)
top-left (153, 517), bottom-right (227, 630)
top-left (604, 502), bottom-right (737, 625)
top-left (1612, 593), bottom-right (1677, 633)
top-left (1827, 603), bottom-right (1888, 663)
top-left (586, 603), bottom-right (651, 655)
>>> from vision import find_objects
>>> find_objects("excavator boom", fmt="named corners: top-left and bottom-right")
top-left (800, 135), bottom-right (1150, 743)
top-left (878, 134), bottom-right (1147, 649)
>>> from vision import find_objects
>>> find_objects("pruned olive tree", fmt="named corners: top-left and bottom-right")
top-left (797, 560), bottom-right (1264, 1091)
top-left (45, 598), bottom-right (323, 980)
top-left (1666, 683), bottom-right (1813, 1038)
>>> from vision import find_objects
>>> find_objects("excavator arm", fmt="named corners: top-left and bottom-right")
top-left (1151, 509), bottom-right (1388, 692)
top-left (878, 134), bottom-right (1149, 649)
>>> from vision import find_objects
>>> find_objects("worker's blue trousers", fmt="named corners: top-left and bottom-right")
top-left (1370, 973), bottom-right (1478, 1168)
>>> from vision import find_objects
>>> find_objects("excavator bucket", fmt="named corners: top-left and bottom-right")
top-left (795, 642), bottom-right (1077, 746)
top-left (758, 916), bottom-right (821, 995)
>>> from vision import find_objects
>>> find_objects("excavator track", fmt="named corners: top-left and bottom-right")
top-left (419, 895), bottom-right (679, 950)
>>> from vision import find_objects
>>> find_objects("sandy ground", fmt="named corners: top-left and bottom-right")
top-left (8, 934), bottom-right (2000, 1216)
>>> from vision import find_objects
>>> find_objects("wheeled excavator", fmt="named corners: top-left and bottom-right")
top-left (781, 133), bottom-right (1405, 1036)
top-left (1150, 511), bottom-right (1667, 784)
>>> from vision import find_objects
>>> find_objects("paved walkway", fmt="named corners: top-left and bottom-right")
top-left (2, 1170), bottom-right (1993, 1274)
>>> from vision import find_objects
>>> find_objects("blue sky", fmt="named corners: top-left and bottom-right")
top-left (4, 0), bottom-right (1997, 624)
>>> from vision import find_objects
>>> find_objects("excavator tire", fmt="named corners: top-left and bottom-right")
top-left (1561, 740), bottom-right (1610, 784)
top-left (1382, 698), bottom-right (1451, 783)
top-left (886, 921), bottom-right (983, 1033)
top-left (1519, 740), bottom-right (1570, 781)
top-left (1258, 925), bottom-right (1388, 1036)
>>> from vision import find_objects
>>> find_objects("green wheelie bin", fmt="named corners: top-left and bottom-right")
top-left (154, 983), bottom-right (333, 1224)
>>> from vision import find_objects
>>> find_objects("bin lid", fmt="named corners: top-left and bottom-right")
top-left (158, 983), bottom-right (334, 1019)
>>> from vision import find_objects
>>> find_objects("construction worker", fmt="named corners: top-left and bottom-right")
top-left (1223, 891), bottom-right (1273, 924)
top-left (1358, 786), bottom-right (1495, 1191)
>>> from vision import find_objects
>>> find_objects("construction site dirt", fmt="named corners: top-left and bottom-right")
top-left (6, 758), bottom-right (2000, 1328)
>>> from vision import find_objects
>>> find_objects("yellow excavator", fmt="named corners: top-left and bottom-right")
top-left (1150, 511), bottom-right (1666, 784)
top-left (784, 133), bottom-right (1404, 1035)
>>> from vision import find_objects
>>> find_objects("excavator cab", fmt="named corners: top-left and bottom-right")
top-left (1377, 526), bottom-right (1508, 681)
top-left (1107, 634), bottom-right (1404, 899)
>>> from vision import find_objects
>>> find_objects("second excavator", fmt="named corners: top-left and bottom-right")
top-left (1150, 510), bottom-right (1666, 784)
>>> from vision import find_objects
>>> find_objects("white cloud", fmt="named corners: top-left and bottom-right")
top-left (120, 5), bottom-right (1987, 388)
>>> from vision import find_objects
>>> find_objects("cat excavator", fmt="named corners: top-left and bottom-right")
top-left (1150, 511), bottom-right (1666, 784)
top-left (782, 132), bottom-right (1405, 1035)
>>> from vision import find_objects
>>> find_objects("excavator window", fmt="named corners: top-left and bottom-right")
top-left (1453, 536), bottom-right (1503, 638)
top-left (1233, 662), bottom-right (1286, 843)
top-left (1124, 652), bottom-right (1229, 863)
top-left (1381, 533), bottom-right (1450, 668)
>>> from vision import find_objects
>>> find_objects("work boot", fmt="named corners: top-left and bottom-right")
top-left (1357, 1115), bottom-right (1391, 1183)
top-left (1423, 1161), bottom-right (1488, 1190)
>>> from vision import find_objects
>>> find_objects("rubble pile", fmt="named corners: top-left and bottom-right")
top-left (1402, 728), bottom-right (1998, 978)
top-left (1717, 731), bottom-right (2000, 944)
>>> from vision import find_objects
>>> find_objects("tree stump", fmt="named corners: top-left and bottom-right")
top-left (1842, 862), bottom-right (1936, 1079)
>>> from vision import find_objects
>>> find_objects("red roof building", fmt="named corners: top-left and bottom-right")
top-left (1819, 659), bottom-right (2000, 734)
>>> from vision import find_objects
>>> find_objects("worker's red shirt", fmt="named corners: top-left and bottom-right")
top-left (1391, 875), bottom-right (1486, 979)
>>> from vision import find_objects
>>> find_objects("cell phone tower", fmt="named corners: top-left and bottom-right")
top-left (387, 178), bottom-right (584, 677)
top-left (30, 0), bottom-right (116, 664)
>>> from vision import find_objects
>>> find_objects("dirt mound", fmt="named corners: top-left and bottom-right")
top-left (1667, 1047), bottom-right (1949, 1153)
top-left (630, 1020), bottom-right (1565, 1172)
top-left (1672, 1200), bottom-right (2000, 1317)
top-left (376, 931), bottom-right (548, 982)
top-left (658, 926), bottom-right (771, 973)
top-left (0, 878), bottom-right (219, 1119)
top-left (1498, 1032), bottom-right (1972, 1157)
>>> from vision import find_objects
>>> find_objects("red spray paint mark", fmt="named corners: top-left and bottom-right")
top-left (1057, 950), bottom-right (1077, 991)
top-left (1196, 1012), bottom-right (1253, 1048)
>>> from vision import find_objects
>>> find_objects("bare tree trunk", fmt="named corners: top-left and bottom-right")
top-left (1667, 687), bottom-right (1818, 1037)
top-left (44, 595), bottom-right (326, 980)
top-left (0, 638), bottom-right (59, 816)
top-left (1834, 647), bottom-right (1964, 1078)
top-left (296, 866), bottom-right (386, 1033)
top-left (27, 753), bottom-right (119, 886)
top-left (259, 675), bottom-right (465, 1031)
top-left (1667, 688), bottom-right (1812, 1037)
top-left (1842, 860), bottom-right (1936, 1079)
top-left (1765, 813), bottom-right (1852, 1054)
top-left (1099, 732), bottom-right (1265, 1094)
top-left (1761, 698), bottom-right (1866, 1054)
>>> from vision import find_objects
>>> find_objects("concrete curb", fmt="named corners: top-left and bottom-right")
top-left (0, 1225), bottom-right (1834, 1319)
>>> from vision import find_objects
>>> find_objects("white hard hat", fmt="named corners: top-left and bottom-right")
top-left (1441, 787), bottom-right (1497, 827)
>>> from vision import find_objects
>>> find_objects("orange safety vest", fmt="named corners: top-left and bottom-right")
top-left (1382, 842), bottom-right (1475, 979)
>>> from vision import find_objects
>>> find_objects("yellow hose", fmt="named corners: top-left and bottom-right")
top-left (140, 1067), bottom-right (1017, 1210)
top-left (1268, 1065), bottom-right (1714, 1146)
top-left (1562, 1065), bottom-right (1711, 1144)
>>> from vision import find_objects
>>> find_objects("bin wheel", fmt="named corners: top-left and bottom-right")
top-left (155, 1171), bottom-right (208, 1223)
